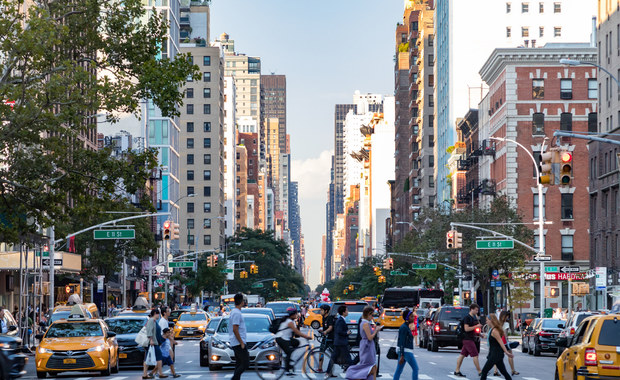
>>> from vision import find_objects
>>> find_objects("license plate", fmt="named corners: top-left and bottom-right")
top-left (63, 358), bottom-right (76, 364)
top-left (119, 353), bottom-right (127, 359)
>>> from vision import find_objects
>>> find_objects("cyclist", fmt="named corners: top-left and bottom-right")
top-left (275, 307), bottom-right (313, 375)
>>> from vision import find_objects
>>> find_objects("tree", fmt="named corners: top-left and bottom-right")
top-left (0, 0), bottom-right (198, 242)
top-left (506, 271), bottom-right (535, 329)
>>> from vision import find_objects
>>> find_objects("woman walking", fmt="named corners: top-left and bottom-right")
top-left (492, 311), bottom-right (519, 376)
top-left (393, 309), bottom-right (419, 380)
top-left (345, 306), bottom-right (382, 380)
top-left (480, 314), bottom-right (513, 380)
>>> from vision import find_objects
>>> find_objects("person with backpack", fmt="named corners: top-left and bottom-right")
top-left (274, 307), bottom-right (312, 375)
top-left (454, 304), bottom-right (482, 377)
top-left (480, 314), bottom-right (514, 380)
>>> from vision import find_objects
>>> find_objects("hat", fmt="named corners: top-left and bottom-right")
top-left (286, 307), bottom-right (298, 316)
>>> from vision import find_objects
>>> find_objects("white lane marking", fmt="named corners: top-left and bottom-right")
top-left (224, 375), bottom-right (233, 379)
top-left (488, 377), bottom-right (503, 380)
top-left (448, 376), bottom-right (465, 380)
top-left (523, 378), bottom-right (541, 380)
top-left (429, 361), bottom-right (437, 365)
top-left (419, 375), bottom-right (433, 380)
top-left (186, 360), bottom-right (193, 363)
top-left (73, 378), bottom-right (91, 380)
top-left (109, 377), bottom-right (127, 380)
top-left (187, 376), bottom-right (201, 379)
top-left (193, 343), bottom-right (200, 346)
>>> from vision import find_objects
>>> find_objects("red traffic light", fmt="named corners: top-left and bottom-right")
top-left (447, 231), bottom-right (454, 238)
top-left (163, 220), bottom-right (171, 229)
top-left (560, 152), bottom-right (572, 163)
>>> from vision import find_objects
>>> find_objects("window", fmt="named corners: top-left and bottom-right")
top-left (554, 27), bottom-right (561, 37)
top-left (187, 55), bottom-right (193, 65)
top-left (429, 135), bottom-right (434, 148)
top-left (506, 27), bottom-right (512, 38)
top-left (588, 79), bottom-right (598, 99)
top-left (588, 113), bottom-right (598, 133)
top-left (506, 2), bottom-right (511, 12)
top-left (203, 88), bottom-right (211, 98)
top-left (560, 112), bottom-right (572, 131)
top-left (204, 218), bottom-right (212, 229)
top-left (428, 54), bottom-right (434, 66)
top-left (539, 26), bottom-right (544, 37)
top-left (533, 194), bottom-right (546, 218)
top-left (187, 202), bottom-right (194, 213)
top-left (204, 122), bottom-right (211, 132)
top-left (204, 138), bottom-right (211, 148)
top-left (187, 170), bottom-right (194, 181)
top-left (532, 79), bottom-right (544, 99)
top-left (187, 235), bottom-right (194, 245)
top-left (522, 2), bottom-right (529, 12)
top-left (532, 113), bottom-right (545, 135)
top-left (522, 27), bottom-right (529, 37)
top-left (204, 154), bottom-right (211, 164)
top-left (203, 186), bottom-right (211, 197)
top-left (553, 2), bottom-right (561, 13)
top-left (187, 122), bottom-right (194, 132)
top-left (560, 79), bottom-right (572, 99)
top-left (429, 155), bottom-right (434, 167)
top-left (187, 104), bottom-right (194, 114)
top-left (187, 219), bottom-right (195, 229)
top-left (561, 193), bottom-right (573, 219)
top-left (428, 75), bottom-right (434, 86)
top-left (186, 88), bottom-right (194, 98)
top-left (187, 138), bottom-right (194, 149)
top-left (203, 202), bottom-right (211, 213)
top-left (561, 235), bottom-right (574, 260)
top-left (187, 154), bottom-right (194, 165)
top-left (187, 186), bottom-right (194, 196)
top-left (203, 104), bottom-right (211, 114)
top-left (429, 176), bottom-right (435, 188)
top-left (428, 35), bottom-right (434, 46)
top-left (203, 72), bottom-right (211, 82)
top-left (428, 95), bottom-right (434, 107)
top-left (203, 56), bottom-right (211, 66)
top-left (204, 235), bottom-right (212, 245)
top-left (203, 170), bottom-right (211, 180)
top-left (538, 1), bottom-right (544, 12)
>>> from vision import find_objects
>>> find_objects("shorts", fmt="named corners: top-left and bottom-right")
top-left (162, 356), bottom-right (174, 366)
top-left (460, 339), bottom-right (479, 357)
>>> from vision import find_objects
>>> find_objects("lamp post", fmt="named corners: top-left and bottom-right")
top-left (559, 59), bottom-right (620, 86)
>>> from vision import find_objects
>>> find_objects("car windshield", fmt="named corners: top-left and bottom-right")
top-left (541, 319), bottom-right (564, 329)
top-left (574, 314), bottom-right (593, 326)
top-left (179, 313), bottom-right (207, 321)
top-left (245, 318), bottom-right (270, 333)
top-left (46, 322), bottom-right (103, 338)
top-left (105, 319), bottom-right (146, 334)
top-left (266, 303), bottom-right (295, 313)
top-left (207, 319), bottom-right (220, 330)
top-left (385, 310), bottom-right (401, 316)
top-left (50, 311), bottom-right (92, 324)
top-left (243, 309), bottom-right (272, 318)
top-left (598, 320), bottom-right (620, 346)
top-left (440, 308), bottom-right (469, 320)
top-left (217, 319), bottom-right (229, 333)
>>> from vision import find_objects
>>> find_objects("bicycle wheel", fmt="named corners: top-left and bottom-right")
top-left (255, 355), bottom-right (286, 380)
top-left (305, 348), bottom-right (345, 377)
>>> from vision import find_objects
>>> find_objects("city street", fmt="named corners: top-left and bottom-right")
top-left (19, 329), bottom-right (555, 380)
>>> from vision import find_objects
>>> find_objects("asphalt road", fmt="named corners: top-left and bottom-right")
top-left (19, 329), bottom-right (557, 379)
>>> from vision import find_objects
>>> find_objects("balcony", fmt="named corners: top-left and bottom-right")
top-left (457, 158), bottom-right (470, 171)
top-left (479, 179), bottom-right (496, 195)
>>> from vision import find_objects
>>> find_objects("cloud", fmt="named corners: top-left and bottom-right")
top-left (291, 150), bottom-right (333, 201)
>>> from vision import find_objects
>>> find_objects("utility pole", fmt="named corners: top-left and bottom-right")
top-left (458, 251), bottom-right (463, 306)
top-left (49, 226), bottom-right (55, 308)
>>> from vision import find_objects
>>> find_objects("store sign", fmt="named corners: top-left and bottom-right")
top-left (514, 272), bottom-right (587, 281)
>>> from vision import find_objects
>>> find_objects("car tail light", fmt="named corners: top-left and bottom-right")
top-left (426, 320), bottom-right (432, 326)
top-left (570, 327), bottom-right (575, 335)
top-left (585, 348), bottom-right (597, 366)
top-left (539, 331), bottom-right (553, 337)
top-left (434, 323), bottom-right (440, 333)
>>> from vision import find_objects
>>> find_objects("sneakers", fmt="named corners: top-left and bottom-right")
top-left (454, 371), bottom-right (466, 377)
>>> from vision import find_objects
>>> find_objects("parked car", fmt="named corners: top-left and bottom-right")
top-left (104, 315), bottom-right (149, 368)
top-left (241, 308), bottom-right (276, 322)
top-left (328, 301), bottom-right (369, 350)
top-left (427, 306), bottom-right (474, 352)
top-left (556, 311), bottom-right (599, 357)
top-left (527, 318), bottom-right (564, 356)
top-left (199, 314), bottom-right (281, 371)
top-left (0, 331), bottom-right (27, 379)
top-left (555, 314), bottom-right (620, 380)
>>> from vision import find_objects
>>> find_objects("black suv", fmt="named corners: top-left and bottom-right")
top-left (328, 301), bottom-right (369, 349)
top-left (427, 306), bottom-right (478, 352)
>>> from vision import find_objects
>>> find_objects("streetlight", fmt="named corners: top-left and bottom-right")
top-left (560, 58), bottom-right (620, 86)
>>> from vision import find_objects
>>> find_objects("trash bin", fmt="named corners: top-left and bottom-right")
top-left (544, 308), bottom-right (553, 318)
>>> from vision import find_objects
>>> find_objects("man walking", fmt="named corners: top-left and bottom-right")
top-left (159, 306), bottom-right (176, 353)
top-left (143, 308), bottom-right (166, 379)
top-left (454, 304), bottom-right (482, 377)
top-left (229, 294), bottom-right (248, 380)
top-left (327, 305), bottom-right (351, 376)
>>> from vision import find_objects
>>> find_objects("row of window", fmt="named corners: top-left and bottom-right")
top-left (531, 112), bottom-right (588, 134)
top-left (532, 193), bottom-right (573, 220)
top-left (186, 202), bottom-right (213, 213)
top-left (185, 88), bottom-right (211, 98)
top-left (187, 186), bottom-right (211, 197)
top-left (506, 26), bottom-right (561, 38)
top-left (187, 218), bottom-right (212, 229)
top-left (187, 170), bottom-right (212, 181)
top-left (187, 122), bottom-right (211, 133)
top-left (186, 234), bottom-right (212, 246)
top-left (532, 78), bottom-right (597, 100)
top-left (533, 234), bottom-right (574, 261)
top-left (188, 56), bottom-right (212, 67)
top-left (186, 154), bottom-right (212, 165)
top-left (186, 104), bottom-right (212, 115)
top-left (186, 138), bottom-right (212, 149)
top-left (507, 2), bottom-right (562, 14)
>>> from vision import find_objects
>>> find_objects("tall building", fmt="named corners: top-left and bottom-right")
top-left (261, 75), bottom-right (287, 152)
top-left (434, 0), bottom-right (596, 205)
top-left (235, 146), bottom-right (248, 230)
top-left (223, 77), bottom-right (237, 237)
top-left (289, 181), bottom-right (303, 274)
top-left (333, 104), bottom-right (357, 220)
top-left (325, 156), bottom-right (336, 280)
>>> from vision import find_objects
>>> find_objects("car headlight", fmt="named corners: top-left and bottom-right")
top-left (259, 339), bottom-right (276, 349)
top-left (174, 325), bottom-right (182, 330)
top-left (199, 325), bottom-right (207, 331)
top-left (38, 346), bottom-right (52, 354)
top-left (87, 345), bottom-right (104, 352)
top-left (211, 339), bottom-right (229, 350)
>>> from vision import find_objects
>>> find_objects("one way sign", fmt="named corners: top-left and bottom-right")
top-left (560, 266), bottom-right (580, 273)
top-left (42, 259), bottom-right (63, 267)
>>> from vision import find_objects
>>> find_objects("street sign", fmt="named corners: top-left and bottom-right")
top-left (412, 263), bottom-right (437, 270)
top-left (596, 267), bottom-right (607, 290)
top-left (35, 251), bottom-right (50, 257)
top-left (560, 266), bottom-right (580, 273)
top-left (533, 255), bottom-right (552, 261)
top-left (390, 271), bottom-right (408, 276)
top-left (490, 281), bottom-right (496, 287)
top-left (495, 281), bottom-right (502, 288)
top-left (455, 275), bottom-right (466, 279)
top-left (220, 268), bottom-right (234, 273)
top-left (42, 258), bottom-right (62, 266)
top-left (168, 261), bottom-right (193, 268)
top-left (94, 229), bottom-right (135, 240)
top-left (476, 240), bottom-right (514, 249)
top-left (251, 283), bottom-right (264, 288)
top-left (545, 266), bottom-right (559, 273)
top-left (492, 269), bottom-right (499, 279)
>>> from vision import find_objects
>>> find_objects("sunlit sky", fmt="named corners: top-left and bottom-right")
top-left (210, 0), bottom-right (403, 288)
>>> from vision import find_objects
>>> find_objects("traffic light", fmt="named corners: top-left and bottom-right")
top-left (343, 289), bottom-right (348, 295)
top-left (172, 223), bottom-right (180, 240)
top-left (240, 270), bottom-right (248, 279)
top-left (250, 264), bottom-right (258, 274)
top-left (545, 286), bottom-right (560, 298)
top-left (154, 292), bottom-right (165, 300)
top-left (383, 257), bottom-right (394, 270)
top-left (163, 220), bottom-right (171, 240)
top-left (212, 254), bottom-right (218, 267)
top-left (348, 284), bottom-right (354, 291)
top-left (463, 291), bottom-right (471, 300)
top-left (538, 151), bottom-right (554, 185)
top-left (206, 255), bottom-right (213, 267)
top-left (559, 150), bottom-right (573, 186)
top-left (373, 266), bottom-right (380, 274)
top-left (455, 231), bottom-right (463, 249)
top-left (272, 281), bottom-right (278, 289)
top-left (446, 230), bottom-right (455, 249)
top-left (378, 275), bottom-right (386, 283)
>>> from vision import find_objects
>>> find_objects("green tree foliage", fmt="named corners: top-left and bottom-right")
top-left (172, 259), bottom-right (226, 298)
top-left (0, 0), bottom-right (199, 242)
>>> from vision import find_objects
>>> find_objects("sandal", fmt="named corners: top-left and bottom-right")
top-left (512, 371), bottom-right (520, 375)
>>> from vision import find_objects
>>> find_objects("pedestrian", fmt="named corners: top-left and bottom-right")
top-left (327, 305), bottom-right (352, 376)
top-left (229, 294), bottom-right (248, 380)
top-left (454, 303), bottom-right (482, 377)
top-left (159, 306), bottom-right (177, 352)
top-left (345, 306), bottom-right (382, 380)
top-left (274, 307), bottom-right (312, 375)
top-left (411, 306), bottom-right (419, 347)
top-left (142, 308), bottom-right (167, 379)
top-left (480, 315), bottom-right (514, 380)
top-left (161, 328), bottom-right (180, 378)
top-left (0, 307), bottom-right (8, 334)
top-left (492, 311), bottom-right (519, 376)
top-left (318, 304), bottom-right (334, 368)
top-left (393, 308), bottom-right (419, 380)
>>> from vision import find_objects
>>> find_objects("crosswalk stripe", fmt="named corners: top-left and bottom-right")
top-left (488, 377), bottom-right (503, 380)
top-left (307, 374), bottom-right (317, 379)
top-left (225, 375), bottom-right (233, 379)
top-left (186, 376), bottom-right (201, 379)
top-left (419, 375), bottom-right (433, 379)
top-left (448, 376), bottom-right (464, 380)
top-left (186, 360), bottom-right (193, 363)
top-left (429, 361), bottom-right (437, 365)
top-left (379, 374), bottom-right (391, 378)
top-left (73, 378), bottom-right (91, 380)
top-left (109, 377), bottom-right (127, 380)
top-left (524, 378), bottom-right (541, 380)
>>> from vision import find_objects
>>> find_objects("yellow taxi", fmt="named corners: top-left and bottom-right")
top-left (304, 308), bottom-right (323, 329)
top-left (173, 311), bottom-right (210, 339)
top-left (379, 308), bottom-right (404, 328)
top-left (35, 306), bottom-right (119, 378)
top-left (49, 304), bottom-right (93, 325)
top-left (555, 314), bottom-right (620, 380)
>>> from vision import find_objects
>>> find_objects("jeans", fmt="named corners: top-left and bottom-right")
top-left (393, 351), bottom-right (419, 380)
top-left (231, 345), bottom-right (249, 380)
top-left (480, 353), bottom-right (512, 380)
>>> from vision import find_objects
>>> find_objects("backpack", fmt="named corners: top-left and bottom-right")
top-left (456, 317), bottom-right (466, 340)
top-left (269, 317), bottom-right (286, 334)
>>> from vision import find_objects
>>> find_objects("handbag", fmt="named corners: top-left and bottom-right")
top-left (386, 333), bottom-right (399, 360)
top-left (135, 326), bottom-right (149, 347)
top-left (145, 345), bottom-right (157, 366)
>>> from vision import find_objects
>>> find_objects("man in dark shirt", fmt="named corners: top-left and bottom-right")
top-left (454, 304), bottom-right (482, 377)
top-left (327, 306), bottom-right (351, 376)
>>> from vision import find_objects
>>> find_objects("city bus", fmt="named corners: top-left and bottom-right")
top-left (381, 287), bottom-right (444, 309)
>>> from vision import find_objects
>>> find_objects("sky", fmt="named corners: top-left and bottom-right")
top-left (210, 0), bottom-right (404, 288)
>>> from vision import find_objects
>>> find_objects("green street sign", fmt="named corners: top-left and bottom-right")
top-left (412, 263), bottom-right (437, 270)
top-left (93, 229), bottom-right (135, 240)
top-left (390, 271), bottom-right (408, 276)
top-left (168, 261), bottom-right (193, 268)
top-left (475, 240), bottom-right (514, 249)
top-left (545, 266), bottom-right (559, 273)
top-left (220, 268), bottom-right (234, 273)
top-left (35, 251), bottom-right (50, 257)
top-left (252, 283), bottom-right (264, 288)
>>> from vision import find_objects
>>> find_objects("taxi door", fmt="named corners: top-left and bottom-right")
top-left (593, 317), bottom-right (620, 378)
top-left (561, 318), bottom-right (592, 380)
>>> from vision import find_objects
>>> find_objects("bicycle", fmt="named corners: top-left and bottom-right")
top-left (254, 335), bottom-right (316, 380)
top-left (305, 331), bottom-right (359, 378)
